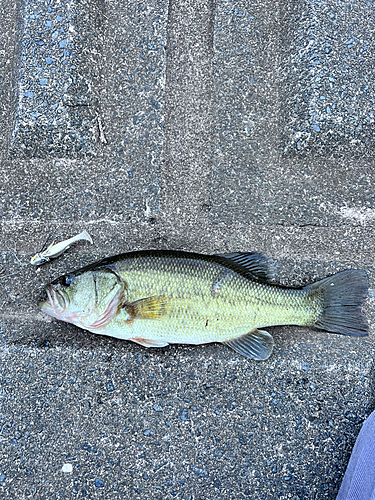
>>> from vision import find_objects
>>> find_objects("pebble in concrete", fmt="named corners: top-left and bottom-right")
top-left (61, 463), bottom-right (73, 473)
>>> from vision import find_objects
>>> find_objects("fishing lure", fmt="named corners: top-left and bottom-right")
top-left (30, 231), bottom-right (93, 265)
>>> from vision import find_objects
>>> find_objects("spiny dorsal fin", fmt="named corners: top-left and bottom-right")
top-left (124, 296), bottom-right (170, 320)
top-left (215, 252), bottom-right (274, 282)
top-left (223, 329), bottom-right (274, 360)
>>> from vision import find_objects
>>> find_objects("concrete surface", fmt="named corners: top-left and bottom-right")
top-left (9, 0), bottom-right (104, 157)
top-left (0, 0), bottom-right (374, 499)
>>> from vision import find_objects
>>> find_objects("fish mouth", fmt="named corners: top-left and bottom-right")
top-left (39, 285), bottom-right (68, 319)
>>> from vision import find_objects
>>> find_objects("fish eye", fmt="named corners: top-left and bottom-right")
top-left (61, 275), bottom-right (75, 287)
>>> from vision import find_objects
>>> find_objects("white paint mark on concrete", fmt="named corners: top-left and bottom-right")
top-left (84, 219), bottom-right (120, 226)
top-left (96, 114), bottom-right (107, 144)
top-left (339, 206), bottom-right (375, 226)
top-left (144, 199), bottom-right (152, 218)
top-left (61, 464), bottom-right (73, 473)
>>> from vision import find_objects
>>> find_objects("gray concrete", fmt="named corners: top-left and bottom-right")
top-left (281, 0), bottom-right (375, 157)
top-left (9, 0), bottom-right (104, 157)
top-left (0, 0), bottom-right (374, 499)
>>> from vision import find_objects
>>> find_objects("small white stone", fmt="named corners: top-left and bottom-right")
top-left (61, 464), bottom-right (73, 473)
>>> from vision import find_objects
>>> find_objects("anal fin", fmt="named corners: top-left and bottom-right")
top-left (223, 329), bottom-right (274, 360)
top-left (130, 337), bottom-right (169, 348)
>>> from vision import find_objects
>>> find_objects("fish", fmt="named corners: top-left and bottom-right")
top-left (30, 231), bottom-right (93, 265)
top-left (39, 250), bottom-right (369, 360)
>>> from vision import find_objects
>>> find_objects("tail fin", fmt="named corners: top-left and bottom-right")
top-left (307, 270), bottom-right (368, 337)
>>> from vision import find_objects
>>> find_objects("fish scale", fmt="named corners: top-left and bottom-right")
top-left (111, 257), bottom-right (313, 343)
top-left (39, 250), bottom-right (368, 360)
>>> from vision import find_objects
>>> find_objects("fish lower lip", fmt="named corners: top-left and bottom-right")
top-left (39, 299), bottom-right (65, 321)
top-left (43, 286), bottom-right (66, 312)
top-left (46, 286), bottom-right (53, 302)
top-left (39, 286), bottom-right (53, 311)
top-left (55, 291), bottom-right (63, 306)
top-left (39, 300), bottom-right (52, 312)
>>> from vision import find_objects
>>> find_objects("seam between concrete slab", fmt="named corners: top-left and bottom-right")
top-left (0, 218), bottom-right (124, 226)
top-left (2, 218), bottom-right (375, 230)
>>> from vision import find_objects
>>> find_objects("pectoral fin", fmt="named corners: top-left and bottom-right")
top-left (124, 296), bottom-right (170, 320)
top-left (223, 329), bottom-right (274, 360)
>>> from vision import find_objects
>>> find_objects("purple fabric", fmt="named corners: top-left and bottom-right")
top-left (337, 410), bottom-right (375, 500)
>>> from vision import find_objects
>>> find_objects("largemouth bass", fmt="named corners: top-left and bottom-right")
top-left (39, 250), bottom-right (368, 360)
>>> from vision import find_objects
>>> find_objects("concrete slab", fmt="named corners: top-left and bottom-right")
top-left (281, 0), bottom-right (375, 156)
top-left (102, 0), bottom-right (168, 217)
top-left (0, 324), bottom-right (373, 499)
top-left (211, 0), bottom-right (280, 228)
top-left (0, 0), bottom-right (374, 499)
top-left (1, 0), bottom-right (168, 224)
top-left (161, 0), bottom-right (213, 232)
top-left (210, 0), bottom-right (375, 228)
top-left (9, 0), bottom-right (104, 158)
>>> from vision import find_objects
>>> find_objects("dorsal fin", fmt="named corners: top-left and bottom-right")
top-left (215, 252), bottom-right (273, 282)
